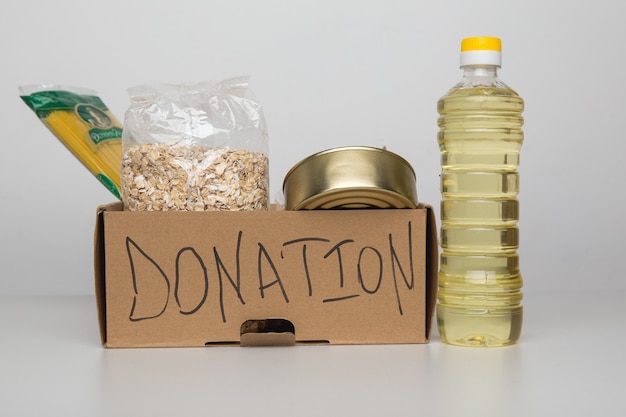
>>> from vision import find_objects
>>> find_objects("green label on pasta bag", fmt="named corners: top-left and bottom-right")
top-left (20, 90), bottom-right (123, 147)
top-left (75, 103), bottom-right (112, 128)
top-left (21, 90), bottom-right (109, 113)
top-left (74, 103), bottom-right (122, 145)
top-left (88, 126), bottom-right (123, 145)
top-left (96, 174), bottom-right (121, 199)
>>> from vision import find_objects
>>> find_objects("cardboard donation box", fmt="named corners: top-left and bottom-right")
top-left (94, 202), bottom-right (438, 347)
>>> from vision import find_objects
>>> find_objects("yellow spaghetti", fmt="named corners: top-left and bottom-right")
top-left (20, 85), bottom-right (123, 199)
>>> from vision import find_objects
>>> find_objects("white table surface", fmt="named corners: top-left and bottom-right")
top-left (1, 290), bottom-right (624, 416)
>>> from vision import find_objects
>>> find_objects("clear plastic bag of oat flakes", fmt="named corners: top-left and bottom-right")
top-left (121, 76), bottom-right (269, 211)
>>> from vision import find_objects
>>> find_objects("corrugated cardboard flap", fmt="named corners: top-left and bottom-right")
top-left (422, 203), bottom-right (439, 340)
top-left (94, 202), bottom-right (123, 346)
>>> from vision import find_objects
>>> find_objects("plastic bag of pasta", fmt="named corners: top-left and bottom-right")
top-left (20, 85), bottom-right (123, 199)
top-left (121, 76), bottom-right (270, 211)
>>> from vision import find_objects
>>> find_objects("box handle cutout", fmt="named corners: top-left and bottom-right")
top-left (240, 318), bottom-right (296, 346)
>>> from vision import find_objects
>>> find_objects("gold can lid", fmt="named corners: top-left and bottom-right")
top-left (282, 146), bottom-right (418, 210)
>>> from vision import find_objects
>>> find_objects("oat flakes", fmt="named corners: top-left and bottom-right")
top-left (121, 143), bottom-right (269, 211)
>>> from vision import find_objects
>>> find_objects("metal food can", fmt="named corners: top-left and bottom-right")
top-left (282, 146), bottom-right (418, 210)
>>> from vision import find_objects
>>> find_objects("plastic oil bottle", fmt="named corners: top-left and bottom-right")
top-left (436, 37), bottom-right (524, 347)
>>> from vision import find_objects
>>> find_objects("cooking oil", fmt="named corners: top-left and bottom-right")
top-left (436, 37), bottom-right (524, 347)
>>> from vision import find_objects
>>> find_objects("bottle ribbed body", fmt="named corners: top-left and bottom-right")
top-left (437, 83), bottom-right (524, 347)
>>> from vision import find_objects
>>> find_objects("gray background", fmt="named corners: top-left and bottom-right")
top-left (2, 0), bottom-right (624, 295)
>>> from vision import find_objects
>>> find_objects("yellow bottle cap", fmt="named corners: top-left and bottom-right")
top-left (459, 37), bottom-right (502, 67)
top-left (461, 37), bottom-right (502, 52)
